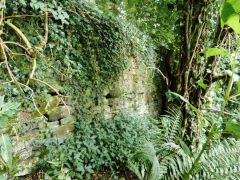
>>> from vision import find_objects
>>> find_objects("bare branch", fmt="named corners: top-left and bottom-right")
top-left (32, 6), bottom-right (48, 58)
top-left (17, 82), bottom-right (48, 120)
top-left (0, 80), bottom-right (13, 85)
top-left (27, 7), bottom-right (48, 85)
top-left (202, 108), bottom-right (238, 116)
top-left (4, 41), bottom-right (30, 55)
top-left (31, 78), bottom-right (70, 115)
top-left (148, 66), bottom-right (168, 85)
top-left (5, 21), bottom-right (32, 51)
top-left (5, 14), bottom-right (46, 19)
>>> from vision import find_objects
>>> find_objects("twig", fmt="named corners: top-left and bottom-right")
top-left (182, 23), bottom-right (205, 139)
top-left (4, 47), bottom-right (17, 64)
top-left (0, 39), bottom-right (23, 91)
top-left (27, 57), bottom-right (36, 85)
top-left (27, 7), bottom-right (48, 85)
top-left (148, 66), bottom-right (168, 85)
top-left (31, 7), bottom-right (48, 58)
top-left (202, 108), bottom-right (238, 116)
top-left (31, 78), bottom-right (70, 115)
top-left (5, 22), bottom-right (32, 51)
top-left (3, 41), bottom-right (30, 55)
top-left (17, 82), bottom-right (48, 119)
top-left (185, 23), bottom-right (205, 95)
top-left (0, 80), bottom-right (13, 85)
top-left (0, 156), bottom-right (7, 168)
top-left (5, 14), bottom-right (46, 19)
top-left (0, 0), bottom-right (5, 24)
top-left (9, 53), bottom-right (27, 56)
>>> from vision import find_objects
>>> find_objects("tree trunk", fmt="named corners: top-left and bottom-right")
top-left (166, 0), bottom-right (223, 139)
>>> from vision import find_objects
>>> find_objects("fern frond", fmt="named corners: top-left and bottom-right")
top-left (128, 106), bottom-right (240, 180)
top-left (161, 107), bottom-right (182, 143)
top-left (128, 142), bottom-right (167, 180)
top-left (192, 139), bottom-right (240, 179)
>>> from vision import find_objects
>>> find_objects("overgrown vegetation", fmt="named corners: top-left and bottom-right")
top-left (128, 107), bottom-right (240, 180)
top-left (34, 113), bottom-right (157, 179)
top-left (0, 0), bottom-right (240, 179)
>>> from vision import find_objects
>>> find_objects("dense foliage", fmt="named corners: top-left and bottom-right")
top-left (0, 0), bottom-right (240, 179)
top-left (35, 113), bottom-right (157, 179)
top-left (1, 0), bottom-right (155, 119)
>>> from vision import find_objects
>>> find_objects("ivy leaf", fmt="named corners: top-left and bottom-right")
top-left (225, 122), bottom-right (240, 137)
top-left (220, 0), bottom-right (240, 34)
top-left (19, 0), bottom-right (26, 5)
top-left (197, 79), bottom-right (208, 90)
top-left (206, 48), bottom-right (231, 59)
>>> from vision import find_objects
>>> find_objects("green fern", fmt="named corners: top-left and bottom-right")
top-left (128, 107), bottom-right (240, 180)
top-left (160, 107), bottom-right (182, 143)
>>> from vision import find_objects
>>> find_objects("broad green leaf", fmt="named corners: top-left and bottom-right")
top-left (238, 78), bottom-right (240, 92)
top-left (220, 0), bottom-right (240, 34)
top-left (206, 48), bottom-right (231, 59)
top-left (225, 70), bottom-right (240, 82)
top-left (170, 92), bottom-right (201, 116)
top-left (127, 0), bottom-right (135, 9)
top-left (0, 116), bottom-right (8, 129)
top-left (225, 122), bottom-right (240, 137)
top-left (19, 0), bottom-right (26, 5)
top-left (0, 175), bottom-right (7, 180)
top-left (0, 135), bottom-right (13, 170)
top-left (177, 137), bottom-right (191, 156)
top-left (0, 2), bottom-right (5, 9)
top-left (197, 79), bottom-right (208, 90)
top-left (0, 96), bottom-right (4, 104)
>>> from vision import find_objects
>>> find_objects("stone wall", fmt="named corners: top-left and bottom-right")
top-left (10, 57), bottom-right (159, 176)
top-left (101, 59), bottom-right (158, 119)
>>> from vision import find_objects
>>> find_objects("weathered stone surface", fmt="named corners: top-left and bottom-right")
top-left (55, 122), bottom-right (74, 138)
top-left (60, 115), bottom-right (75, 125)
top-left (45, 96), bottom-right (60, 111)
top-left (47, 106), bottom-right (70, 121)
top-left (8, 56), bottom-right (159, 177)
top-left (100, 59), bottom-right (158, 119)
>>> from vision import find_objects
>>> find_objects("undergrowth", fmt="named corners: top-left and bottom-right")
top-left (34, 113), bottom-right (158, 179)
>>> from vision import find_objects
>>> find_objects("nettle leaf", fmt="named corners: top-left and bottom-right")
top-left (225, 122), bottom-right (240, 137)
top-left (220, 0), bottom-right (240, 34)
top-left (206, 48), bottom-right (231, 59)
top-left (197, 79), bottom-right (208, 90)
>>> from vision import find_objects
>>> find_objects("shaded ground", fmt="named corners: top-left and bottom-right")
top-left (19, 167), bottom-right (139, 180)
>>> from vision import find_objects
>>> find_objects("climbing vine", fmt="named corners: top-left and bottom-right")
top-left (0, 0), bottom-right (155, 120)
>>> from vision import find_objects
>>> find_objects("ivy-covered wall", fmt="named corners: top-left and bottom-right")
top-left (0, 0), bottom-right (161, 176)
top-left (1, 0), bottom-right (157, 117)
